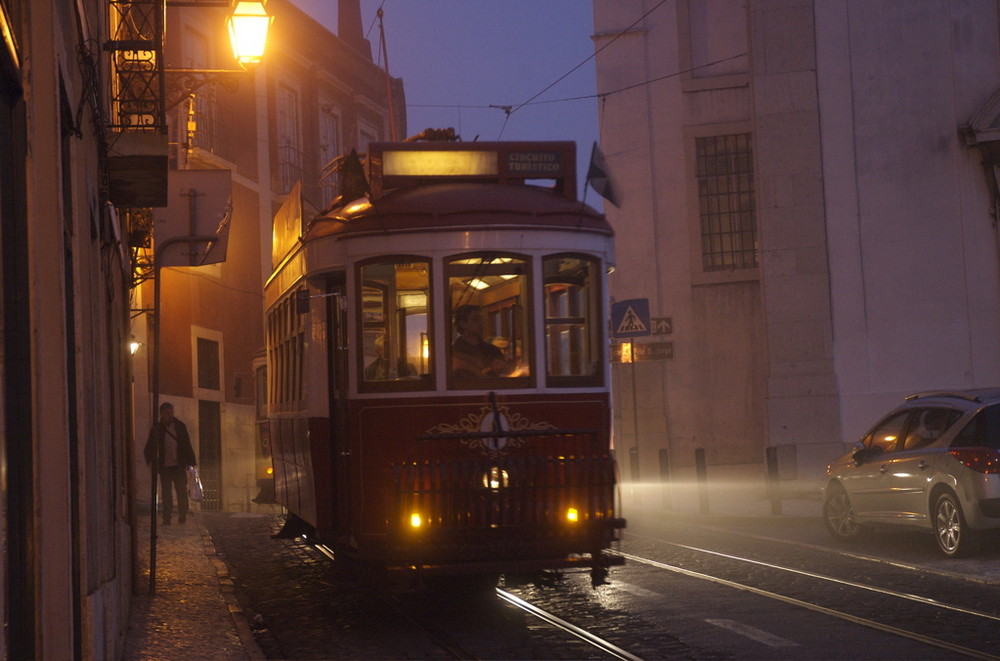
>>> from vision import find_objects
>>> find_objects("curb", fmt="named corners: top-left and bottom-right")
top-left (197, 519), bottom-right (267, 661)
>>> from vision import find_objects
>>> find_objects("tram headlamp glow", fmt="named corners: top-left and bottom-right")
top-left (566, 507), bottom-right (579, 523)
top-left (409, 513), bottom-right (423, 528)
top-left (482, 467), bottom-right (509, 490)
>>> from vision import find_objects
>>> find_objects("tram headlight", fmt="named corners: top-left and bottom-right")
top-left (566, 507), bottom-right (579, 523)
top-left (409, 512), bottom-right (423, 528)
top-left (482, 467), bottom-right (509, 490)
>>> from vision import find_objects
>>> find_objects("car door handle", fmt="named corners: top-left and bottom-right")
top-left (879, 464), bottom-right (889, 474)
top-left (918, 460), bottom-right (930, 470)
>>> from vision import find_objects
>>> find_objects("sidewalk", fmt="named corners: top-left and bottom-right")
top-left (123, 511), bottom-right (265, 661)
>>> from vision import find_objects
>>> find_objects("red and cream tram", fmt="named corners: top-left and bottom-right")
top-left (264, 138), bottom-right (624, 585)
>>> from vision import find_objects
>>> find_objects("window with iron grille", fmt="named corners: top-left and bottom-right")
top-left (696, 133), bottom-right (758, 271)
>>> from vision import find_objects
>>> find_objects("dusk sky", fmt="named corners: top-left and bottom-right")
top-left (288, 0), bottom-right (601, 200)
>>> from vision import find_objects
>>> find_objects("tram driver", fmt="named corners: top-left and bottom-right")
top-left (451, 304), bottom-right (515, 378)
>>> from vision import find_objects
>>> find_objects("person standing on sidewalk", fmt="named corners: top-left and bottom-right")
top-left (144, 402), bottom-right (197, 525)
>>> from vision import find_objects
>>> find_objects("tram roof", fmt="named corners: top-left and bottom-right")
top-left (305, 181), bottom-right (613, 241)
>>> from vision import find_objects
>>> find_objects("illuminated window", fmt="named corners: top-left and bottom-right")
top-left (358, 259), bottom-right (432, 392)
top-left (696, 133), bottom-right (758, 271)
top-left (447, 254), bottom-right (531, 389)
top-left (543, 254), bottom-right (602, 387)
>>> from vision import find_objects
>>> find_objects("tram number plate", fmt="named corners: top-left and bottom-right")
top-left (610, 341), bottom-right (674, 363)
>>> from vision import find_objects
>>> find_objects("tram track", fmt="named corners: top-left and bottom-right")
top-left (612, 541), bottom-right (1000, 660)
top-left (314, 544), bottom-right (644, 660)
top-left (495, 588), bottom-right (644, 661)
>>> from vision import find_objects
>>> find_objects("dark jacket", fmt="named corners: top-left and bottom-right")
top-left (144, 418), bottom-right (197, 469)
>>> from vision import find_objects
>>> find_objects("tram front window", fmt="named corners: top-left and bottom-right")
top-left (447, 254), bottom-right (530, 388)
top-left (358, 259), bottom-right (431, 391)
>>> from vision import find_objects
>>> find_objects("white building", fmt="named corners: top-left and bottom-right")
top-left (593, 0), bottom-right (1000, 481)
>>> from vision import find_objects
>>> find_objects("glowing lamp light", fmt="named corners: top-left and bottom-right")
top-left (482, 467), bottom-right (509, 490)
top-left (266, 466), bottom-right (274, 476)
top-left (129, 336), bottom-right (142, 356)
top-left (620, 342), bottom-right (633, 364)
top-left (566, 507), bottom-right (579, 523)
top-left (228, 1), bottom-right (273, 69)
top-left (409, 512), bottom-right (423, 528)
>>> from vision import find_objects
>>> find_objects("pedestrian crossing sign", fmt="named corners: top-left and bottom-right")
top-left (611, 298), bottom-right (651, 338)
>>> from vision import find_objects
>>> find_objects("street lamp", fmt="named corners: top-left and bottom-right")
top-left (228, 1), bottom-right (273, 69)
top-left (162, 0), bottom-right (274, 111)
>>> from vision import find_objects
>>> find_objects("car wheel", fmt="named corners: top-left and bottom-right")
top-left (933, 492), bottom-right (979, 558)
top-left (823, 485), bottom-right (865, 541)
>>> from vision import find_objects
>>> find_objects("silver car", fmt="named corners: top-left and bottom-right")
top-left (823, 389), bottom-right (1000, 557)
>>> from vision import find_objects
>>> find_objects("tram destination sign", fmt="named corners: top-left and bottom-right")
top-left (504, 150), bottom-right (566, 177)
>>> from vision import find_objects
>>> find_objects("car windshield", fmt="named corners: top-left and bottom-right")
top-left (951, 403), bottom-right (1000, 449)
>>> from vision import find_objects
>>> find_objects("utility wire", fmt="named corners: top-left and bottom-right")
top-left (376, 1), bottom-right (742, 137)
top-left (408, 52), bottom-right (747, 112)
top-left (497, 0), bottom-right (670, 138)
top-left (509, 0), bottom-right (669, 116)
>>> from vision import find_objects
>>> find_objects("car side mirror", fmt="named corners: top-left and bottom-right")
top-left (853, 445), bottom-right (883, 465)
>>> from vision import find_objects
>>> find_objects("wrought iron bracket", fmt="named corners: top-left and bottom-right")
top-left (163, 68), bottom-right (246, 112)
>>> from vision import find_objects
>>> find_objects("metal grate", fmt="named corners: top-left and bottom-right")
top-left (394, 430), bottom-right (616, 533)
top-left (696, 133), bottom-right (758, 271)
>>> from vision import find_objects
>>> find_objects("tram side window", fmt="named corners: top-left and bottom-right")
top-left (358, 259), bottom-right (431, 391)
top-left (543, 255), bottom-right (602, 387)
top-left (447, 253), bottom-right (531, 388)
top-left (266, 290), bottom-right (306, 412)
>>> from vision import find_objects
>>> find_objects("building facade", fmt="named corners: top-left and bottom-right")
top-left (130, 0), bottom-right (406, 514)
top-left (593, 0), bottom-right (1000, 481)
top-left (1, 1), bottom-right (135, 658)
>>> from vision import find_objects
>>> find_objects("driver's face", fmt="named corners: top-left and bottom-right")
top-left (462, 312), bottom-right (484, 336)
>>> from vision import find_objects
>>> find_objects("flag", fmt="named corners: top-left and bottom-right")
top-left (586, 142), bottom-right (620, 208)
